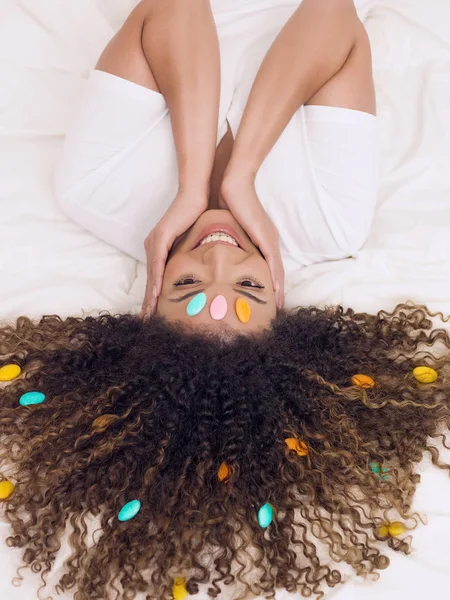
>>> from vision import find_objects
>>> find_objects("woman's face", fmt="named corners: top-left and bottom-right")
top-left (157, 210), bottom-right (277, 332)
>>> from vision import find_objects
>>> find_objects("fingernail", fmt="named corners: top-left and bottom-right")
top-left (275, 280), bottom-right (280, 294)
top-left (152, 285), bottom-right (158, 299)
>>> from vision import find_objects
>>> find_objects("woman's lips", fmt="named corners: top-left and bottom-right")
top-left (191, 223), bottom-right (245, 251)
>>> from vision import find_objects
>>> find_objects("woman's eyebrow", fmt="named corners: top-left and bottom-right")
top-left (236, 289), bottom-right (267, 305)
top-left (169, 290), bottom-right (205, 303)
top-left (168, 289), bottom-right (267, 305)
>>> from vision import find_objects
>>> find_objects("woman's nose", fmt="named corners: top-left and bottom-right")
top-left (200, 243), bottom-right (242, 273)
top-left (201, 242), bottom-right (238, 257)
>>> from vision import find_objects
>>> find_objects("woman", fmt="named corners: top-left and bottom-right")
top-left (54, 0), bottom-right (378, 323)
top-left (3, 2), bottom-right (445, 600)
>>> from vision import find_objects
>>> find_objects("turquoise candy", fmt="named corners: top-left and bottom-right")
top-left (118, 499), bottom-right (141, 522)
top-left (258, 503), bottom-right (274, 529)
top-left (186, 292), bottom-right (207, 317)
top-left (370, 461), bottom-right (388, 481)
top-left (19, 391), bottom-right (46, 407)
top-left (369, 461), bottom-right (380, 474)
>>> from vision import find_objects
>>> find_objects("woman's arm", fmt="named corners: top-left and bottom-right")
top-left (223, 0), bottom-right (361, 183)
top-left (97, 0), bottom-right (220, 196)
top-left (141, 0), bottom-right (220, 196)
top-left (100, 0), bottom-right (221, 314)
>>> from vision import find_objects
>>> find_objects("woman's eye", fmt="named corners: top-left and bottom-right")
top-left (239, 279), bottom-right (264, 289)
top-left (174, 277), bottom-right (199, 287)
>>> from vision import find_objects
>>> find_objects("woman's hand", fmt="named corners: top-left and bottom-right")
top-left (220, 176), bottom-right (285, 309)
top-left (141, 191), bottom-right (208, 317)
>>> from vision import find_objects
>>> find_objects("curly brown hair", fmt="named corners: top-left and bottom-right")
top-left (0, 302), bottom-right (449, 600)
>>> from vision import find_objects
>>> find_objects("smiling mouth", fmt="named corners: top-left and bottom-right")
top-left (194, 231), bottom-right (242, 249)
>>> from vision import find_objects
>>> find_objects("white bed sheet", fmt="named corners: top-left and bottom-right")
top-left (1, 0), bottom-right (450, 598)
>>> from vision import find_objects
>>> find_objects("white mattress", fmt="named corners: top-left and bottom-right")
top-left (1, 0), bottom-right (450, 598)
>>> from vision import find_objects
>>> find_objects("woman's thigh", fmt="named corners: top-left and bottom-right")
top-left (297, 24), bottom-right (378, 260)
top-left (54, 2), bottom-right (177, 262)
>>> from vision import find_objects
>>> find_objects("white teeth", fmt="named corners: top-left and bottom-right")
top-left (199, 233), bottom-right (239, 247)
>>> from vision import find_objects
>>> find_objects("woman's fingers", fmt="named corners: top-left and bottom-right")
top-left (237, 218), bottom-right (285, 309)
top-left (140, 194), bottom-right (208, 320)
top-left (141, 271), bottom-right (158, 318)
top-left (259, 242), bottom-right (284, 308)
top-left (238, 202), bottom-right (285, 309)
top-left (141, 234), bottom-right (169, 317)
top-left (254, 228), bottom-right (285, 309)
top-left (221, 179), bottom-right (285, 308)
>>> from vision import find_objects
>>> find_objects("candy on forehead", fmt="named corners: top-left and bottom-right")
top-left (185, 293), bottom-right (253, 324)
top-left (236, 298), bottom-right (251, 323)
top-left (186, 293), bottom-right (207, 317)
top-left (210, 295), bottom-right (227, 320)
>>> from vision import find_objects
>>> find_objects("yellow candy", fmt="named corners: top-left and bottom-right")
top-left (236, 298), bottom-right (251, 324)
top-left (0, 364), bottom-right (21, 382)
top-left (351, 374), bottom-right (375, 388)
top-left (0, 480), bottom-right (15, 500)
top-left (285, 438), bottom-right (309, 456)
top-left (377, 521), bottom-right (406, 538)
top-left (377, 525), bottom-right (390, 538)
top-left (218, 462), bottom-right (231, 482)
top-left (173, 577), bottom-right (188, 600)
top-left (413, 366), bottom-right (438, 384)
top-left (388, 522), bottom-right (406, 537)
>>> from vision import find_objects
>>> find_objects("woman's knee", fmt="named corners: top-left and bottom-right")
top-left (306, 22), bottom-right (376, 116)
top-left (95, 0), bottom-right (160, 93)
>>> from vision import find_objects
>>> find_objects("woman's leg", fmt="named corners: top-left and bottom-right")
top-left (305, 19), bottom-right (375, 113)
top-left (55, 0), bottom-right (221, 261)
top-left (95, 0), bottom-right (221, 195)
top-left (225, 0), bottom-right (374, 181)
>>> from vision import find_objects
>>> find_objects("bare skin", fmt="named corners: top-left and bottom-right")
top-left (95, 0), bottom-right (376, 332)
top-left (157, 209), bottom-right (278, 332)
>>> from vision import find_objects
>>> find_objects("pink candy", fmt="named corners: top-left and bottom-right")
top-left (210, 295), bottom-right (228, 320)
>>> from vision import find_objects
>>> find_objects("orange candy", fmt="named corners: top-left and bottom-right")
top-left (284, 438), bottom-right (309, 456)
top-left (236, 298), bottom-right (251, 324)
top-left (218, 462), bottom-right (231, 482)
top-left (351, 374), bottom-right (375, 388)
